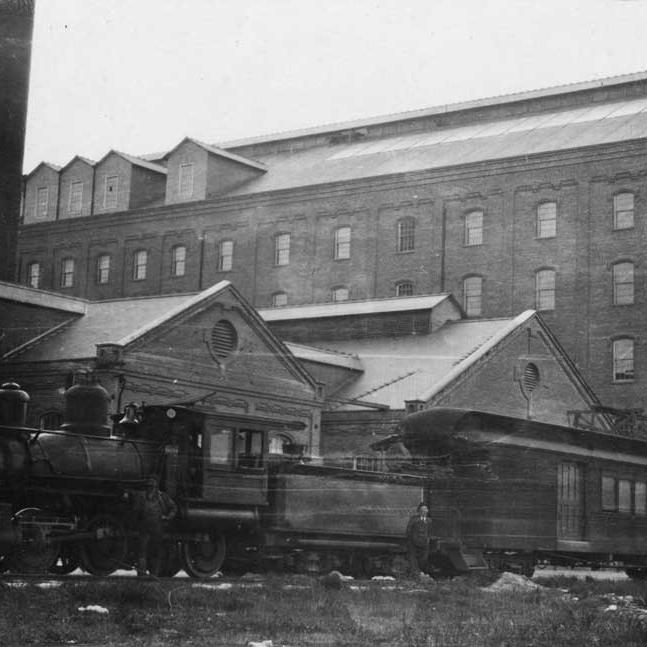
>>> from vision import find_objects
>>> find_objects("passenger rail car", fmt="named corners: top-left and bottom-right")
top-left (398, 408), bottom-right (647, 577)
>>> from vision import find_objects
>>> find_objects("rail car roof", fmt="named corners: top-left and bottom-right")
top-left (399, 407), bottom-right (647, 461)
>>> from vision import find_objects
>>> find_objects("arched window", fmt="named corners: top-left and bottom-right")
top-left (331, 286), bottom-right (350, 302)
top-left (612, 261), bottom-right (634, 305)
top-left (96, 254), bottom-right (110, 284)
top-left (464, 210), bottom-right (483, 246)
top-left (614, 192), bottom-right (634, 230)
top-left (218, 240), bottom-right (234, 271)
top-left (535, 269), bottom-right (556, 311)
top-left (60, 258), bottom-right (75, 288)
top-left (133, 249), bottom-right (147, 281)
top-left (171, 245), bottom-right (186, 277)
top-left (537, 202), bottom-right (557, 238)
top-left (462, 276), bottom-right (482, 316)
top-left (613, 338), bottom-right (634, 382)
top-left (333, 226), bottom-right (351, 260)
top-left (395, 281), bottom-right (414, 297)
top-left (397, 218), bottom-right (415, 252)
top-left (27, 261), bottom-right (41, 289)
top-left (271, 291), bottom-right (288, 307)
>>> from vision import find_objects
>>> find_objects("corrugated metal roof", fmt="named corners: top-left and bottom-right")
top-left (318, 315), bottom-right (530, 410)
top-left (222, 96), bottom-right (647, 196)
top-left (259, 294), bottom-right (451, 321)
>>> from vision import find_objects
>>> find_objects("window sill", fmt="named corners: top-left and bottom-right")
top-left (395, 249), bottom-right (415, 255)
top-left (612, 379), bottom-right (635, 385)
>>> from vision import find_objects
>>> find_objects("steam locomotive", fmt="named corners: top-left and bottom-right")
top-left (4, 378), bottom-right (645, 581)
top-left (0, 381), bottom-right (442, 578)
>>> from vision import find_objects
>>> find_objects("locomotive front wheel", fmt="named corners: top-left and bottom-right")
top-left (181, 532), bottom-right (226, 578)
top-left (80, 514), bottom-right (127, 576)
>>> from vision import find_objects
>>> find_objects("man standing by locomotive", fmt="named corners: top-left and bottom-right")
top-left (130, 476), bottom-right (177, 576)
top-left (406, 502), bottom-right (433, 578)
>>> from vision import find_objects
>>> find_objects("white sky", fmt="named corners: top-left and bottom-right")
top-left (22, 0), bottom-right (647, 171)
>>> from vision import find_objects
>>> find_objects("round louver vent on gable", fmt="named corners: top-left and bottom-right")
top-left (209, 319), bottom-right (238, 361)
top-left (522, 363), bottom-right (540, 393)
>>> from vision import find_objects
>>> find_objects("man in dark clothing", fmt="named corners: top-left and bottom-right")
top-left (130, 476), bottom-right (178, 576)
top-left (406, 503), bottom-right (433, 577)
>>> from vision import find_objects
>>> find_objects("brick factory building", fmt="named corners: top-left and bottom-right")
top-left (15, 71), bottom-right (647, 410)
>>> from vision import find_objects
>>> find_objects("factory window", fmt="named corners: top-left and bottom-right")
top-left (333, 226), bottom-right (351, 260)
top-left (397, 218), bottom-right (415, 252)
top-left (635, 482), bottom-right (647, 515)
top-left (104, 175), bottom-right (119, 209)
top-left (602, 475), bottom-right (616, 511)
top-left (463, 275), bottom-right (482, 316)
top-left (537, 202), bottom-right (557, 239)
top-left (614, 192), bottom-right (634, 230)
top-left (178, 163), bottom-right (194, 199)
top-left (96, 254), bottom-right (111, 284)
top-left (612, 338), bottom-right (634, 382)
top-left (535, 269), bottom-right (555, 311)
top-left (60, 258), bottom-right (75, 288)
top-left (171, 245), bottom-right (186, 277)
top-left (396, 281), bottom-right (414, 297)
top-left (236, 429), bottom-right (264, 468)
top-left (464, 210), bottom-right (483, 246)
top-left (35, 186), bottom-right (49, 219)
top-left (274, 233), bottom-right (291, 266)
top-left (133, 249), bottom-right (147, 281)
top-left (68, 181), bottom-right (83, 215)
top-left (218, 240), bottom-right (234, 271)
top-left (331, 286), bottom-right (350, 302)
top-left (612, 261), bottom-right (634, 305)
top-left (27, 262), bottom-right (41, 289)
top-left (271, 291), bottom-right (288, 307)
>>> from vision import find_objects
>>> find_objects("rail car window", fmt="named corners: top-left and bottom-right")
top-left (208, 428), bottom-right (233, 466)
top-left (618, 479), bottom-right (632, 513)
top-left (602, 476), bottom-right (616, 511)
top-left (236, 429), bottom-right (264, 468)
top-left (636, 482), bottom-right (647, 515)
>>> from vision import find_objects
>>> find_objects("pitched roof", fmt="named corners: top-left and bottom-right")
top-left (97, 150), bottom-right (167, 174)
top-left (5, 292), bottom-right (197, 361)
top-left (25, 161), bottom-right (62, 178)
top-left (221, 94), bottom-right (647, 196)
top-left (166, 137), bottom-right (267, 172)
top-left (0, 281), bottom-right (86, 314)
top-left (218, 70), bottom-right (647, 149)
top-left (60, 155), bottom-right (96, 172)
top-left (259, 294), bottom-right (453, 321)
top-left (318, 313), bottom-right (537, 410)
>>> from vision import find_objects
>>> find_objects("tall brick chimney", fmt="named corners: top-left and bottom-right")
top-left (0, 0), bottom-right (34, 282)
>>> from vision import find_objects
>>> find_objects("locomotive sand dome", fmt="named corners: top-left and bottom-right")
top-left (60, 382), bottom-right (111, 436)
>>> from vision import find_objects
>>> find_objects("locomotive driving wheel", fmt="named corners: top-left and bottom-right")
top-left (80, 514), bottom-right (127, 576)
top-left (180, 531), bottom-right (226, 578)
top-left (8, 508), bottom-right (60, 574)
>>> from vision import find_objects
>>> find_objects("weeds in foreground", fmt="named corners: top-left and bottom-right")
top-left (0, 575), bottom-right (645, 646)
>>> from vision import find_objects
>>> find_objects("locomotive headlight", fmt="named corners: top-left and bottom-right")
top-left (166, 408), bottom-right (177, 419)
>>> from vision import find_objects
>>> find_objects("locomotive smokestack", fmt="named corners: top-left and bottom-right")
top-left (0, 381), bottom-right (30, 427)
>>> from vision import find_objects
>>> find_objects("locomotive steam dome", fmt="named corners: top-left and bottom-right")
top-left (0, 382), bottom-right (30, 427)
top-left (61, 382), bottom-right (111, 436)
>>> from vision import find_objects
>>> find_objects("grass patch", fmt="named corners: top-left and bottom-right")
top-left (0, 574), bottom-right (646, 646)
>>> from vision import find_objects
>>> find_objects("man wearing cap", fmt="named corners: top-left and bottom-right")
top-left (406, 502), bottom-right (433, 578)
